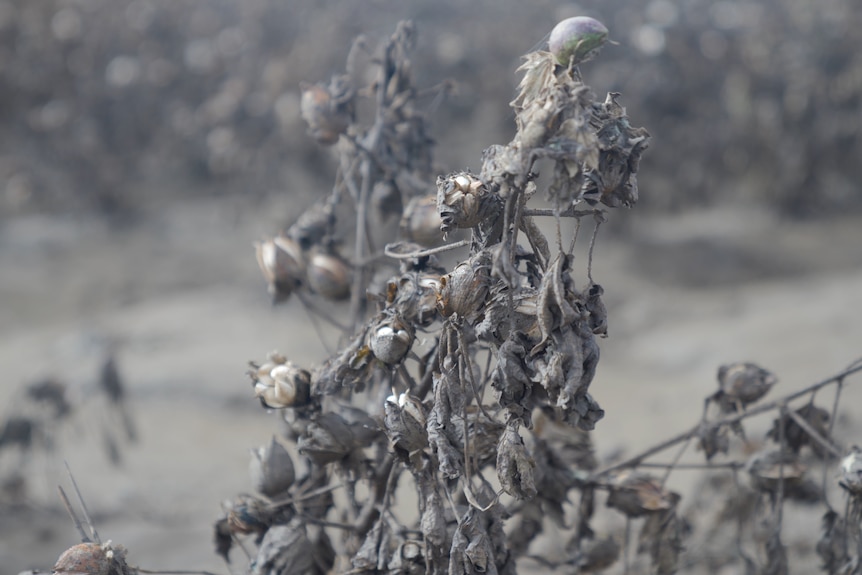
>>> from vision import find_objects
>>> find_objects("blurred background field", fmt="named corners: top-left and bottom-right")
top-left (1, 0), bottom-right (861, 573)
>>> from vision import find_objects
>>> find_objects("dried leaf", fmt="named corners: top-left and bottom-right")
top-left (496, 425), bottom-right (537, 500)
top-left (252, 519), bottom-right (314, 575)
top-left (606, 471), bottom-right (679, 518)
top-left (767, 403), bottom-right (832, 457)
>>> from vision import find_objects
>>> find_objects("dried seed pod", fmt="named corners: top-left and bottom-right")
top-left (436, 172), bottom-right (487, 232)
top-left (305, 251), bottom-right (351, 301)
top-left (250, 436), bottom-right (295, 497)
top-left (713, 362), bottom-right (777, 412)
top-left (605, 471), bottom-right (679, 518)
top-left (839, 446), bottom-right (862, 495)
top-left (401, 194), bottom-right (444, 246)
top-left (368, 313), bottom-right (415, 365)
top-left (255, 234), bottom-right (306, 303)
top-left (53, 541), bottom-right (129, 575)
top-left (250, 356), bottom-right (312, 409)
top-left (300, 76), bottom-right (354, 145)
top-left (549, 16), bottom-right (610, 66)
top-left (436, 253), bottom-right (490, 318)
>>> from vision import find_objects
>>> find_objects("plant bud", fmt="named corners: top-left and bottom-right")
top-left (250, 436), bottom-right (296, 497)
top-left (549, 16), bottom-right (609, 66)
top-left (436, 172), bottom-right (486, 232)
top-left (250, 355), bottom-right (312, 409)
top-left (255, 234), bottom-right (306, 303)
top-left (371, 180), bottom-right (404, 223)
top-left (368, 313), bottom-right (415, 365)
top-left (401, 194), bottom-right (444, 246)
top-left (436, 253), bottom-right (490, 318)
top-left (300, 77), bottom-right (354, 145)
top-left (713, 362), bottom-right (777, 413)
top-left (306, 251), bottom-right (351, 301)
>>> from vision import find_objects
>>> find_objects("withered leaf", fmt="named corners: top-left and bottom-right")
top-left (450, 509), bottom-right (499, 575)
top-left (637, 509), bottom-right (686, 575)
top-left (767, 403), bottom-right (832, 457)
top-left (606, 471), bottom-right (679, 518)
top-left (252, 519), bottom-right (314, 575)
top-left (496, 425), bottom-right (537, 500)
top-left (352, 516), bottom-right (393, 572)
top-left (816, 510), bottom-right (851, 574)
top-left (297, 412), bottom-right (356, 466)
top-left (531, 253), bottom-right (578, 357)
top-left (696, 422), bottom-right (730, 461)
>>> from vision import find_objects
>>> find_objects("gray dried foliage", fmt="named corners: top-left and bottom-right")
top-left (214, 15), bottom-right (862, 575)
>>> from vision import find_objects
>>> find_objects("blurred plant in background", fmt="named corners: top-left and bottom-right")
top-left (0, 0), bottom-right (859, 217)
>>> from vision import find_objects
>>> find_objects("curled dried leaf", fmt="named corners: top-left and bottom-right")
top-left (297, 412), bottom-right (358, 466)
top-left (767, 403), bottom-right (832, 457)
top-left (252, 519), bottom-right (314, 575)
top-left (384, 392), bottom-right (428, 455)
top-left (496, 424), bottom-right (537, 500)
top-left (605, 471), bottom-right (679, 518)
top-left (582, 93), bottom-right (650, 208)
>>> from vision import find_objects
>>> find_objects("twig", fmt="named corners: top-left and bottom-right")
top-left (637, 461), bottom-right (744, 471)
top-left (383, 239), bottom-right (469, 260)
top-left (57, 486), bottom-right (91, 543)
top-left (136, 570), bottom-right (221, 575)
top-left (63, 461), bottom-right (100, 544)
top-left (524, 207), bottom-right (604, 218)
top-left (591, 362), bottom-right (862, 478)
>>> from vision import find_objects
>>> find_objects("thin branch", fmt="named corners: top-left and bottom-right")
top-left (524, 207), bottom-right (604, 218)
top-left (64, 461), bottom-right (100, 544)
top-left (136, 570), bottom-right (221, 575)
top-left (591, 362), bottom-right (862, 478)
top-left (383, 239), bottom-right (469, 260)
top-left (57, 486), bottom-right (90, 543)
